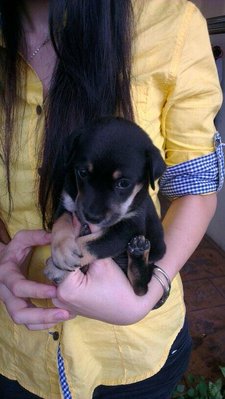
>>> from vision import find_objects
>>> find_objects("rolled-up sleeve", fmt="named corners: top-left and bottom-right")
top-left (159, 3), bottom-right (224, 198)
top-left (161, 3), bottom-right (223, 167)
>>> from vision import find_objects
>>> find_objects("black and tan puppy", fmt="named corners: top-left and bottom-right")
top-left (45, 117), bottom-right (166, 295)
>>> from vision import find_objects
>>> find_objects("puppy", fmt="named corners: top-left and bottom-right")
top-left (45, 117), bottom-right (166, 295)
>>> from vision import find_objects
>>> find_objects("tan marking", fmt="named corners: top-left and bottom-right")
top-left (52, 212), bottom-right (80, 241)
top-left (77, 230), bottom-right (103, 267)
top-left (120, 183), bottom-right (143, 216)
top-left (51, 212), bottom-right (82, 269)
top-left (62, 192), bottom-right (76, 212)
top-left (112, 170), bottom-right (122, 180)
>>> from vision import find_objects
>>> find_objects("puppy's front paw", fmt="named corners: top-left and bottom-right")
top-left (52, 236), bottom-right (82, 270)
top-left (127, 236), bottom-right (151, 296)
top-left (44, 257), bottom-right (68, 284)
top-left (128, 235), bottom-right (150, 259)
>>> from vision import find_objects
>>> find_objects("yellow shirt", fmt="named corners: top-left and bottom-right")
top-left (0, 1), bottom-right (222, 398)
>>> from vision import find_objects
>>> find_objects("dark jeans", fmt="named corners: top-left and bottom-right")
top-left (0, 318), bottom-right (192, 399)
top-left (0, 375), bottom-right (40, 399)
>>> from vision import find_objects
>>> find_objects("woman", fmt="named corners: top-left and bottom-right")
top-left (0, 0), bottom-right (223, 398)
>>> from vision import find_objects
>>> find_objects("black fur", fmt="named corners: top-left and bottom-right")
top-left (53, 117), bottom-right (166, 294)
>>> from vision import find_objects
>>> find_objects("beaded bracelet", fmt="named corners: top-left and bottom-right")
top-left (151, 264), bottom-right (171, 309)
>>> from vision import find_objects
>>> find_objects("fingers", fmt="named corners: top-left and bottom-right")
top-left (56, 267), bottom-right (87, 303)
top-left (26, 322), bottom-right (61, 331)
top-left (0, 242), bottom-right (6, 252)
top-left (0, 283), bottom-right (70, 330)
top-left (13, 229), bottom-right (51, 250)
top-left (0, 282), bottom-right (10, 302)
top-left (0, 229), bottom-right (74, 330)
top-left (11, 307), bottom-right (70, 327)
top-left (52, 297), bottom-right (78, 317)
top-left (1, 229), bottom-right (51, 265)
top-left (1, 268), bottom-right (57, 299)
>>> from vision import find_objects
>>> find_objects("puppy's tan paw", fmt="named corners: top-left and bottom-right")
top-left (52, 236), bottom-right (82, 270)
top-left (44, 257), bottom-right (68, 284)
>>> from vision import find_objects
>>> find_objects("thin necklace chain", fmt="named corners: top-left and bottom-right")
top-left (28, 36), bottom-right (50, 61)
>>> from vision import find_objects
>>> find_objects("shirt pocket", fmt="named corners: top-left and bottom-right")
top-left (131, 78), bottom-right (166, 160)
top-left (131, 79), bottom-right (151, 129)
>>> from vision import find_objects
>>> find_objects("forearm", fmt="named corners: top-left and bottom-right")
top-left (132, 194), bottom-right (218, 319)
top-left (155, 194), bottom-right (217, 280)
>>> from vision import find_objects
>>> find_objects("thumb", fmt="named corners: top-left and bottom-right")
top-left (56, 268), bottom-right (87, 304)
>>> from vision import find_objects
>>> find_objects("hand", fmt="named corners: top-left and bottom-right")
top-left (0, 230), bottom-right (70, 330)
top-left (53, 257), bottom-right (164, 325)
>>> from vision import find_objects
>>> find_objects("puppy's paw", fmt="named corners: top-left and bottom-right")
top-left (128, 235), bottom-right (150, 259)
top-left (127, 236), bottom-right (151, 296)
top-left (44, 257), bottom-right (68, 284)
top-left (52, 236), bottom-right (82, 270)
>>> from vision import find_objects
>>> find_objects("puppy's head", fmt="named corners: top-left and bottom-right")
top-left (63, 118), bottom-right (166, 227)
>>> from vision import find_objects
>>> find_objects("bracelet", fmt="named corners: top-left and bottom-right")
top-left (151, 264), bottom-right (171, 309)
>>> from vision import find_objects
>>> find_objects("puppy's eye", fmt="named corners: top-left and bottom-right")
top-left (115, 178), bottom-right (131, 190)
top-left (77, 168), bottom-right (88, 179)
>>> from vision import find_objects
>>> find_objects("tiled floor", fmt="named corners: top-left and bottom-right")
top-left (160, 194), bottom-right (225, 381)
top-left (181, 235), bottom-right (225, 381)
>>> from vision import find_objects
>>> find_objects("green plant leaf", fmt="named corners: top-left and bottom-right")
top-left (173, 369), bottom-right (225, 399)
top-left (187, 387), bottom-right (195, 397)
top-left (215, 378), bottom-right (222, 390)
top-left (176, 384), bottom-right (185, 393)
top-left (197, 380), bottom-right (208, 396)
top-left (187, 374), bottom-right (196, 385)
top-left (208, 381), bottom-right (223, 398)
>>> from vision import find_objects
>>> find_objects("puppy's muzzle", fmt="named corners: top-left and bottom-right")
top-left (83, 210), bottom-right (105, 224)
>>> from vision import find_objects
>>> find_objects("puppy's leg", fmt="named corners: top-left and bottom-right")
top-left (127, 236), bottom-right (152, 296)
top-left (77, 219), bottom-right (139, 267)
top-left (44, 212), bottom-right (82, 283)
top-left (145, 200), bottom-right (166, 262)
top-left (44, 257), bottom-right (69, 285)
top-left (76, 230), bottom-right (105, 267)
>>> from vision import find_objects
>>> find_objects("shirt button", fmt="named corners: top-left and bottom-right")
top-left (49, 331), bottom-right (59, 341)
top-left (36, 105), bottom-right (42, 115)
top-left (53, 331), bottom-right (59, 341)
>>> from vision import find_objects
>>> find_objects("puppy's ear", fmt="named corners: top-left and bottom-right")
top-left (146, 144), bottom-right (166, 190)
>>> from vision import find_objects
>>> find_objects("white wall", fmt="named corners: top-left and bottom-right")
top-left (192, 0), bottom-right (225, 250)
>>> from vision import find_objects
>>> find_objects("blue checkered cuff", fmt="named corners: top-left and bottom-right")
top-left (159, 132), bottom-right (225, 198)
top-left (57, 345), bottom-right (72, 399)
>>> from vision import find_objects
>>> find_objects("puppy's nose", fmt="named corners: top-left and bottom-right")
top-left (83, 211), bottom-right (104, 224)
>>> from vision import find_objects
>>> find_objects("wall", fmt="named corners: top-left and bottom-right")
top-left (192, 0), bottom-right (225, 250)
top-left (192, 0), bottom-right (225, 17)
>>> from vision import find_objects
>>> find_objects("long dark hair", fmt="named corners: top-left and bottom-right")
top-left (0, 0), bottom-right (134, 228)
top-left (0, 0), bottom-right (23, 213)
